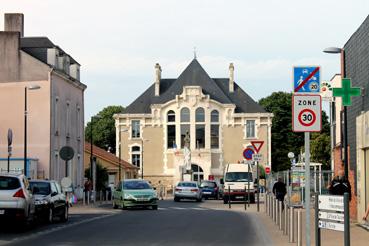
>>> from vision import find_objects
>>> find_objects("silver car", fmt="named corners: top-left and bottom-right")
top-left (0, 173), bottom-right (35, 224)
top-left (174, 181), bottom-right (202, 202)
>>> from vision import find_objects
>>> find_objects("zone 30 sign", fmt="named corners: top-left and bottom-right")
top-left (292, 94), bottom-right (322, 132)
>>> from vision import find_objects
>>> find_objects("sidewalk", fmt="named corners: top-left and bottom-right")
top-left (69, 201), bottom-right (118, 215)
top-left (259, 205), bottom-right (369, 246)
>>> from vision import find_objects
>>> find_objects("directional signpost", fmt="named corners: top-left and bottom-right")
top-left (292, 66), bottom-right (321, 246)
top-left (251, 140), bottom-right (264, 212)
top-left (315, 193), bottom-right (350, 246)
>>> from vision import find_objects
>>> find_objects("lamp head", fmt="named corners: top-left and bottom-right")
top-left (323, 47), bottom-right (342, 54)
top-left (28, 85), bottom-right (41, 90)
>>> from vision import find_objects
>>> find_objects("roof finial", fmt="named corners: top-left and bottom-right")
top-left (193, 47), bottom-right (197, 59)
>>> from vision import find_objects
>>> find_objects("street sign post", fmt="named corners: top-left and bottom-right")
top-left (292, 94), bottom-right (322, 132)
top-left (252, 154), bottom-right (262, 162)
top-left (249, 140), bottom-right (265, 212)
top-left (294, 66), bottom-right (320, 93)
top-left (7, 129), bottom-right (13, 172)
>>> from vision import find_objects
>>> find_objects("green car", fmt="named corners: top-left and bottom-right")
top-left (113, 179), bottom-right (158, 210)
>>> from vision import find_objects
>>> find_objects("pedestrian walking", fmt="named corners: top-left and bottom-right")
top-left (84, 178), bottom-right (92, 202)
top-left (273, 177), bottom-right (286, 209)
top-left (158, 180), bottom-right (165, 200)
top-left (329, 170), bottom-right (351, 200)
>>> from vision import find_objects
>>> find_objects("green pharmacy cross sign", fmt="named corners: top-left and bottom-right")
top-left (333, 78), bottom-right (361, 106)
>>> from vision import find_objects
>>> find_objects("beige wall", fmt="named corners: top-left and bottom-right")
top-left (50, 72), bottom-right (85, 187)
top-left (223, 125), bottom-right (245, 163)
top-left (0, 80), bottom-right (50, 176)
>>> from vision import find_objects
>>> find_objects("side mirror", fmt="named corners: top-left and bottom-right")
top-left (51, 191), bottom-right (58, 197)
top-left (220, 178), bottom-right (224, 185)
top-left (153, 187), bottom-right (157, 190)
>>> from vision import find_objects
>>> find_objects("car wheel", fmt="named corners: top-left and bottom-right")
top-left (174, 197), bottom-right (180, 202)
top-left (48, 208), bottom-right (54, 223)
top-left (152, 205), bottom-right (158, 210)
top-left (60, 205), bottom-right (68, 222)
top-left (196, 197), bottom-right (202, 202)
top-left (223, 198), bottom-right (228, 204)
top-left (113, 201), bottom-right (118, 209)
top-left (250, 195), bottom-right (256, 204)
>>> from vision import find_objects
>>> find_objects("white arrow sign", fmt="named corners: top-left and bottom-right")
top-left (318, 195), bottom-right (344, 212)
top-left (318, 211), bottom-right (344, 222)
top-left (318, 220), bottom-right (344, 232)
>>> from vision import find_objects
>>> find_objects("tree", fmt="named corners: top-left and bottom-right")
top-left (311, 133), bottom-right (331, 170)
top-left (85, 162), bottom-right (109, 191)
top-left (258, 91), bottom-right (330, 171)
top-left (85, 105), bottom-right (125, 153)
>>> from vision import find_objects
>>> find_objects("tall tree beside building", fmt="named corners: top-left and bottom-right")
top-left (85, 105), bottom-right (125, 154)
top-left (259, 92), bottom-right (330, 171)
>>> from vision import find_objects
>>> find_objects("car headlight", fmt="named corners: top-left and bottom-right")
top-left (152, 192), bottom-right (157, 198)
top-left (123, 193), bottom-right (135, 199)
top-left (35, 200), bottom-right (49, 205)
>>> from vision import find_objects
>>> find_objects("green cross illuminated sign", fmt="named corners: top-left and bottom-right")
top-left (332, 78), bottom-right (361, 106)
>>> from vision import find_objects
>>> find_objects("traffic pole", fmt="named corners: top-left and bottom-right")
top-left (305, 132), bottom-right (311, 246)
top-left (256, 160), bottom-right (260, 212)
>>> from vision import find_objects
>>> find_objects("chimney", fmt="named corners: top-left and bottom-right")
top-left (4, 13), bottom-right (24, 37)
top-left (154, 63), bottom-right (161, 96)
top-left (229, 63), bottom-right (234, 93)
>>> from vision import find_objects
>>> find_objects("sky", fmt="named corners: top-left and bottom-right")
top-left (1, 0), bottom-right (369, 121)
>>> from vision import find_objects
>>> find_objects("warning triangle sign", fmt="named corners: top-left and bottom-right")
top-left (251, 141), bottom-right (264, 153)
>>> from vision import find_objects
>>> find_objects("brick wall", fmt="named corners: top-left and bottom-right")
top-left (333, 146), bottom-right (357, 220)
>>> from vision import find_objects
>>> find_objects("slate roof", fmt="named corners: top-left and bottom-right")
top-left (125, 59), bottom-right (266, 114)
top-left (20, 37), bottom-right (79, 65)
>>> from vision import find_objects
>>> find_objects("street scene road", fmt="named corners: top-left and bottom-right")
top-left (2, 200), bottom-right (271, 246)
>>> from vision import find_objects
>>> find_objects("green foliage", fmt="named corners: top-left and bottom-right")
top-left (311, 133), bottom-right (331, 170)
top-left (85, 162), bottom-right (109, 191)
top-left (85, 105), bottom-right (125, 153)
top-left (258, 91), bottom-right (330, 171)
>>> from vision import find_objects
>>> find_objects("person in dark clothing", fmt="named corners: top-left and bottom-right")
top-left (273, 177), bottom-right (287, 202)
top-left (329, 170), bottom-right (351, 201)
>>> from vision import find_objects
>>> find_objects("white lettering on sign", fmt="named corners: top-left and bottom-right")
top-left (318, 220), bottom-right (344, 232)
top-left (318, 211), bottom-right (344, 222)
top-left (318, 195), bottom-right (344, 212)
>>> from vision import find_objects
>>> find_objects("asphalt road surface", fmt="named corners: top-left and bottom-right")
top-left (2, 199), bottom-right (272, 246)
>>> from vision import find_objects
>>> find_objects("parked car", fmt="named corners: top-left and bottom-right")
top-left (174, 181), bottom-right (202, 202)
top-left (113, 179), bottom-right (158, 210)
top-left (200, 180), bottom-right (220, 200)
top-left (29, 180), bottom-right (68, 223)
top-left (0, 173), bottom-right (35, 225)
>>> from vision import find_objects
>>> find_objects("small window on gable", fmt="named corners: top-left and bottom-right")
top-left (181, 108), bottom-right (190, 122)
top-left (211, 110), bottom-right (219, 122)
top-left (196, 108), bottom-right (205, 122)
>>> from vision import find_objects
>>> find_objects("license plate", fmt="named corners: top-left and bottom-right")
top-left (203, 192), bottom-right (211, 194)
top-left (0, 210), bottom-right (4, 215)
top-left (137, 198), bottom-right (149, 201)
top-left (236, 196), bottom-right (244, 199)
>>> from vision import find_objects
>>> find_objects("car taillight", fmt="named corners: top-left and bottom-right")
top-left (13, 188), bottom-right (25, 199)
top-left (191, 189), bottom-right (198, 192)
top-left (175, 188), bottom-right (182, 191)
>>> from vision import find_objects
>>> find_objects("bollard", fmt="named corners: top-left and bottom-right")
top-left (272, 197), bottom-right (274, 220)
top-left (228, 186), bottom-right (231, 209)
top-left (83, 191), bottom-right (86, 205)
top-left (279, 200), bottom-right (283, 230)
top-left (106, 191), bottom-right (108, 201)
top-left (297, 209), bottom-right (302, 246)
top-left (268, 195), bottom-right (271, 216)
top-left (87, 191), bottom-right (90, 205)
top-left (100, 191), bottom-right (102, 202)
top-left (284, 203), bottom-right (288, 235)
top-left (289, 207), bottom-right (295, 243)
top-left (244, 185), bottom-right (247, 211)
top-left (275, 199), bottom-right (279, 225)
top-left (265, 193), bottom-right (267, 213)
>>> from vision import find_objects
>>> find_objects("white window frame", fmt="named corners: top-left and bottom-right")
top-left (245, 119), bottom-right (256, 139)
top-left (131, 120), bottom-right (141, 139)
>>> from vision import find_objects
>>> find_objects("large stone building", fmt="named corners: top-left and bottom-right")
top-left (0, 14), bottom-right (86, 187)
top-left (114, 59), bottom-right (273, 187)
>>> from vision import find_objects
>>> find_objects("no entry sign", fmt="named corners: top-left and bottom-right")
top-left (292, 94), bottom-right (321, 132)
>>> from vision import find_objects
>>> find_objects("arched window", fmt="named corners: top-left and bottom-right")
top-left (180, 108), bottom-right (190, 148)
top-left (167, 110), bottom-right (176, 149)
top-left (211, 110), bottom-right (219, 122)
top-left (211, 110), bottom-right (219, 149)
top-left (195, 108), bottom-right (205, 148)
top-left (180, 108), bottom-right (190, 122)
top-left (167, 110), bottom-right (175, 122)
top-left (195, 108), bottom-right (205, 122)
top-left (131, 146), bottom-right (141, 167)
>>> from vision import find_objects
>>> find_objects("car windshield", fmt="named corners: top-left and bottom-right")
top-left (200, 182), bottom-right (216, 188)
top-left (123, 181), bottom-right (151, 190)
top-left (225, 172), bottom-right (252, 182)
top-left (29, 182), bottom-right (51, 195)
top-left (178, 182), bottom-right (197, 187)
top-left (0, 176), bottom-right (20, 190)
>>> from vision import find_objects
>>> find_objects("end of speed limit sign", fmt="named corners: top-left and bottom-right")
top-left (292, 94), bottom-right (322, 132)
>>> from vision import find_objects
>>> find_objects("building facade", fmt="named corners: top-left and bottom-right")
top-left (343, 15), bottom-right (369, 221)
top-left (115, 59), bottom-right (273, 188)
top-left (0, 14), bottom-right (86, 187)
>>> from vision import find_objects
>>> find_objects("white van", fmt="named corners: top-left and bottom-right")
top-left (221, 163), bottom-right (255, 204)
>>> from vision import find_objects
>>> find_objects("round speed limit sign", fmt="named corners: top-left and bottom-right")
top-left (298, 109), bottom-right (316, 126)
top-left (292, 95), bottom-right (322, 132)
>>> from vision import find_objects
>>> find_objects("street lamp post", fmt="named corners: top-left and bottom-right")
top-left (24, 85), bottom-right (41, 177)
top-left (323, 47), bottom-right (349, 179)
top-left (90, 115), bottom-right (101, 202)
top-left (140, 138), bottom-right (149, 180)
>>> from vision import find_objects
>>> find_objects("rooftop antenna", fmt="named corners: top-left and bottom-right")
top-left (193, 47), bottom-right (197, 59)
